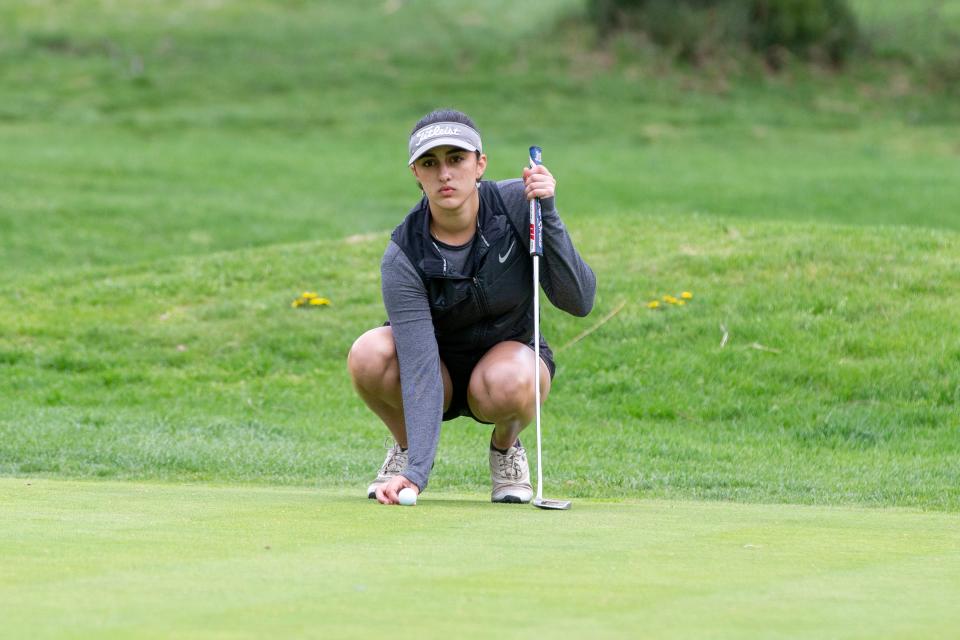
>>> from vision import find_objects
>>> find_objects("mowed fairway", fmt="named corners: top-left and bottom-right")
top-left (3, 478), bottom-right (959, 639)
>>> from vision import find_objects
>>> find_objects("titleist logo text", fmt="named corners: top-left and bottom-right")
top-left (415, 125), bottom-right (462, 144)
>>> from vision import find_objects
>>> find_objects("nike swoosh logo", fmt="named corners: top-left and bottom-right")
top-left (498, 240), bottom-right (516, 263)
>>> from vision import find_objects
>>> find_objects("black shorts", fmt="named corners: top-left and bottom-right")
top-left (440, 340), bottom-right (556, 423)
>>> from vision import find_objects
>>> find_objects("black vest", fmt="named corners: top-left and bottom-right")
top-left (391, 181), bottom-right (547, 357)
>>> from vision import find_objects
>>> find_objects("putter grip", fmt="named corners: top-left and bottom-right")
top-left (529, 146), bottom-right (543, 257)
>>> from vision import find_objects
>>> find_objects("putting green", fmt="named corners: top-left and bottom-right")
top-left (2, 478), bottom-right (957, 639)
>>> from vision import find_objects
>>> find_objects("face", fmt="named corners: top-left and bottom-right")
top-left (410, 145), bottom-right (487, 214)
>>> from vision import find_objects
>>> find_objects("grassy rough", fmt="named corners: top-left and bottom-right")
top-left (2, 478), bottom-right (959, 639)
top-left (0, 1), bottom-right (958, 510)
top-left (2, 213), bottom-right (958, 508)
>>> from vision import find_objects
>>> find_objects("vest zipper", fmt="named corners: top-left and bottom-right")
top-left (430, 241), bottom-right (448, 275)
top-left (472, 276), bottom-right (489, 315)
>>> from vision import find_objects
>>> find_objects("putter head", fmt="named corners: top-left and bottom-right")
top-left (533, 497), bottom-right (571, 510)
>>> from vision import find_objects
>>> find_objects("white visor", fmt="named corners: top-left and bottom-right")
top-left (408, 122), bottom-right (482, 165)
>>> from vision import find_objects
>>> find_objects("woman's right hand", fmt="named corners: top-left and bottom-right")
top-left (522, 163), bottom-right (556, 201)
top-left (375, 474), bottom-right (420, 505)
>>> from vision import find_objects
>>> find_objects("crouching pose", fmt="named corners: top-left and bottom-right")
top-left (347, 109), bottom-right (596, 505)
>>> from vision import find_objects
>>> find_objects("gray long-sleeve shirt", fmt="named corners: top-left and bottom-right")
top-left (380, 178), bottom-right (596, 490)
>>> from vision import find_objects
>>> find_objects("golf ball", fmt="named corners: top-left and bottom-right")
top-left (398, 487), bottom-right (417, 506)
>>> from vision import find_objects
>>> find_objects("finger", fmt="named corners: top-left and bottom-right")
top-left (526, 179), bottom-right (554, 191)
top-left (376, 485), bottom-right (391, 505)
top-left (384, 483), bottom-right (401, 504)
top-left (525, 176), bottom-right (545, 190)
top-left (526, 183), bottom-right (555, 199)
top-left (526, 173), bottom-right (554, 185)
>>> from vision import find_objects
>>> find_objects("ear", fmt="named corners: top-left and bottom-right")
top-left (409, 164), bottom-right (424, 192)
top-left (476, 153), bottom-right (487, 181)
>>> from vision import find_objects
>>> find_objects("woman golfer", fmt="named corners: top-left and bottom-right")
top-left (347, 109), bottom-right (596, 505)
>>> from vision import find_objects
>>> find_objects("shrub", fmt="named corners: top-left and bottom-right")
top-left (749, 0), bottom-right (858, 65)
top-left (588, 0), bottom-right (859, 66)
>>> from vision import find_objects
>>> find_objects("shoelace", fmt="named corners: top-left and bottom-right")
top-left (496, 446), bottom-right (525, 480)
top-left (380, 442), bottom-right (407, 475)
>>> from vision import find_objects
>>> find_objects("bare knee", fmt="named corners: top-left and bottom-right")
top-left (470, 361), bottom-right (534, 418)
top-left (347, 328), bottom-right (398, 393)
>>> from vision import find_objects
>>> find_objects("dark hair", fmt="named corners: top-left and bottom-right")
top-left (411, 108), bottom-right (480, 135)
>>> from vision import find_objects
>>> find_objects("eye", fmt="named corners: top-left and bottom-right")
top-left (450, 154), bottom-right (464, 164)
top-left (420, 158), bottom-right (436, 168)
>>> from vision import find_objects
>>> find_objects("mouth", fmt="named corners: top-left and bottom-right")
top-left (439, 186), bottom-right (455, 195)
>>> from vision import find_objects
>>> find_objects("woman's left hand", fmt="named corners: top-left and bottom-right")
top-left (522, 164), bottom-right (555, 201)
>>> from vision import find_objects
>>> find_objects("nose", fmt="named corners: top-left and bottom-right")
top-left (438, 161), bottom-right (452, 181)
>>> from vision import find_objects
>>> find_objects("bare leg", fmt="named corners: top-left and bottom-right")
top-left (466, 341), bottom-right (552, 450)
top-left (347, 326), bottom-right (452, 447)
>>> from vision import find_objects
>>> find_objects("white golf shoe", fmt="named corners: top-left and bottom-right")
top-left (489, 440), bottom-right (533, 503)
top-left (367, 442), bottom-right (408, 499)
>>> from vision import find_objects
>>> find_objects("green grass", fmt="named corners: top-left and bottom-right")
top-left (850, 0), bottom-right (960, 62)
top-left (1, 1), bottom-right (959, 276)
top-left (3, 478), bottom-right (959, 639)
top-left (2, 2), bottom-right (960, 634)
top-left (1, 0), bottom-right (959, 505)
top-left (1, 0), bottom-right (958, 505)
top-left (2, 212), bottom-right (958, 508)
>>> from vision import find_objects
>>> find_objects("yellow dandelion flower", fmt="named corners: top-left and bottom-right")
top-left (309, 297), bottom-right (330, 306)
top-left (663, 295), bottom-right (678, 304)
top-left (647, 300), bottom-right (661, 309)
top-left (302, 292), bottom-right (318, 299)
top-left (291, 299), bottom-right (303, 308)
top-left (681, 291), bottom-right (693, 300)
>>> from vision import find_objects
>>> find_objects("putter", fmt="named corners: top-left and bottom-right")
top-left (528, 145), bottom-right (571, 511)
